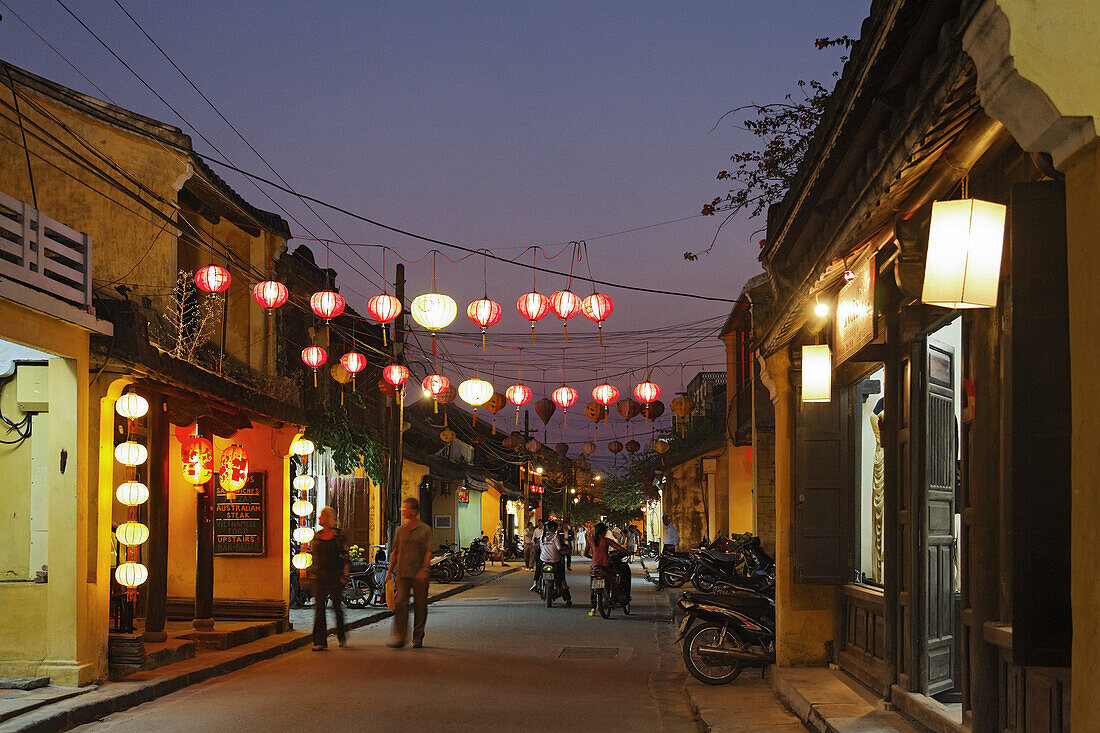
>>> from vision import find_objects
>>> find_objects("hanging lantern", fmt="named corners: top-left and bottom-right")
top-left (801, 344), bottom-right (832, 402)
top-left (467, 298), bottom-right (502, 348)
top-left (516, 292), bottom-right (551, 344)
top-left (549, 289), bottom-right (582, 342)
top-left (608, 440), bottom-right (623, 455)
top-left (921, 199), bottom-right (1006, 309)
top-left (291, 553), bottom-right (313, 570)
top-left (485, 393), bottom-right (507, 434)
top-left (616, 399), bottom-right (641, 421)
top-left (290, 438), bottom-right (315, 457)
top-left (422, 374), bottom-right (450, 396)
top-left (501, 436), bottom-right (516, 451)
top-left (195, 265), bottom-right (230, 294)
top-left (340, 351), bottom-right (367, 375)
top-left (219, 444), bottom-right (249, 498)
top-left (625, 439), bottom-right (640, 455)
top-left (641, 400), bottom-right (665, 421)
top-left (670, 395), bottom-right (695, 418)
top-left (367, 293), bottom-right (402, 324)
top-left (440, 428), bottom-right (456, 443)
top-left (292, 499), bottom-right (314, 517)
top-left (115, 521), bottom-right (150, 547)
top-left (410, 293), bottom-right (458, 330)
top-left (581, 292), bottom-right (614, 345)
top-left (534, 398), bottom-right (556, 427)
top-left (114, 441), bottom-right (148, 467)
top-left (292, 526), bottom-right (315, 544)
top-left (253, 280), bottom-right (288, 313)
top-left (592, 383), bottom-right (619, 407)
top-left (634, 381), bottom-right (661, 405)
top-left (115, 393), bottom-right (149, 420)
top-left (179, 435), bottom-right (213, 485)
top-left (331, 363), bottom-right (352, 385)
top-left (293, 474), bottom-right (315, 492)
top-left (302, 346), bottom-right (327, 386)
top-left (383, 363), bottom-right (410, 387)
top-left (551, 386), bottom-right (578, 410)
top-left (653, 439), bottom-right (670, 454)
top-left (525, 438), bottom-right (542, 453)
top-left (506, 383), bottom-right (533, 407)
top-left (116, 481), bottom-right (150, 506)
top-left (114, 562), bottom-right (149, 588)
top-left (555, 442), bottom-right (569, 459)
top-left (310, 289), bottom-right (345, 322)
top-left (458, 378), bottom-right (494, 407)
top-left (584, 401), bottom-right (608, 423)
top-left (378, 379), bottom-right (396, 397)
top-left (436, 385), bottom-right (457, 404)
top-left (581, 441), bottom-right (597, 455)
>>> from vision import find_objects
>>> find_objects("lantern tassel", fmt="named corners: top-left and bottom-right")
top-left (492, 418), bottom-right (496, 435)
top-left (563, 324), bottom-right (569, 343)
top-left (531, 324), bottom-right (536, 346)
top-left (598, 324), bottom-right (603, 347)
top-left (482, 331), bottom-right (486, 349)
top-left (516, 409), bottom-right (520, 426)
top-left (564, 411), bottom-right (567, 428)
top-left (383, 327), bottom-right (388, 347)
top-left (472, 409), bottom-right (477, 427)
top-left (340, 389), bottom-right (344, 406)
top-left (432, 335), bottom-right (437, 360)
top-left (313, 370), bottom-right (317, 388)
top-left (434, 399), bottom-right (438, 414)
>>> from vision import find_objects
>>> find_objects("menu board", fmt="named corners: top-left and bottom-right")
top-left (214, 471), bottom-right (266, 555)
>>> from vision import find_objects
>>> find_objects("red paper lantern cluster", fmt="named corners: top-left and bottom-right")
top-left (252, 280), bottom-right (288, 312)
top-left (310, 290), bottom-right (345, 321)
top-left (382, 363), bottom-right (410, 386)
top-left (195, 265), bottom-right (230, 294)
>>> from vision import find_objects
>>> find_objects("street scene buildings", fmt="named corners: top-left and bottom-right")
top-left (0, 0), bottom-right (1095, 731)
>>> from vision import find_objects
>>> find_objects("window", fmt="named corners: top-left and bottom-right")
top-left (854, 366), bottom-right (885, 585)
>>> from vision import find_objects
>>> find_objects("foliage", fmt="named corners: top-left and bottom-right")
top-left (687, 36), bottom-right (852, 260)
top-left (304, 406), bottom-right (385, 485)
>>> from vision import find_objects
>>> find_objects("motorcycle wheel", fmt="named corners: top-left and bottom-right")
top-left (545, 581), bottom-right (554, 608)
top-left (692, 573), bottom-right (718, 593)
top-left (662, 567), bottom-right (688, 588)
top-left (598, 589), bottom-right (612, 619)
top-left (682, 623), bottom-right (744, 685)
top-left (343, 579), bottom-right (370, 609)
top-left (467, 557), bottom-right (486, 576)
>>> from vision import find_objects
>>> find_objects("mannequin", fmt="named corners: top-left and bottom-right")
top-left (871, 398), bottom-right (885, 584)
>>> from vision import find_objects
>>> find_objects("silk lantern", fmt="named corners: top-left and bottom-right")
top-left (115, 393), bottom-right (149, 420)
top-left (921, 199), bottom-right (1006, 309)
top-left (549, 289), bottom-right (582, 342)
top-left (423, 374), bottom-right (450, 396)
top-left (116, 521), bottom-right (150, 546)
top-left (367, 293), bottom-right (402, 346)
top-left (383, 364), bottom-right (410, 387)
top-left (551, 385), bottom-right (578, 427)
top-left (592, 383), bottom-right (619, 407)
top-left (115, 561), bottom-right (149, 588)
top-left (516, 291), bottom-right (551, 344)
top-left (633, 381), bottom-right (661, 405)
top-left (116, 481), bottom-right (149, 506)
top-left (291, 438), bottom-right (315, 457)
top-left (459, 378), bottom-right (494, 407)
top-left (115, 441), bottom-right (147, 467)
top-left (180, 435), bottom-right (213, 485)
top-left (467, 297), bottom-right (502, 348)
top-left (801, 344), bottom-right (832, 402)
top-left (195, 264), bottom-right (230, 294)
top-left (310, 289), bottom-right (345, 322)
top-left (581, 292), bottom-right (614, 345)
top-left (253, 280), bottom-right (288, 313)
top-left (219, 443), bottom-right (249, 499)
top-left (302, 346), bottom-right (327, 386)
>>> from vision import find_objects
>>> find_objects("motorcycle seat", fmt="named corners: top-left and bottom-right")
top-left (666, 551), bottom-right (693, 560)
top-left (690, 591), bottom-right (774, 612)
top-left (701, 549), bottom-right (741, 565)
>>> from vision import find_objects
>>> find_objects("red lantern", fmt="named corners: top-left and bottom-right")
top-left (252, 280), bottom-right (288, 313)
top-left (180, 434), bottom-right (214, 486)
top-left (302, 346), bottom-right (327, 369)
top-left (340, 351), bottom-right (367, 374)
top-left (219, 444), bottom-right (249, 498)
top-left (310, 290), bottom-right (345, 322)
top-left (367, 293), bottom-right (401, 324)
top-left (634, 381), bottom-right (661, 404)
top-left (516, 292), bottom-right (550, 344)
top-left (467, 298), bottom-right (502, 348)
top-left (506, 383), bottom-right (533, 407)
top-left (551, 386), bottom-right (579, 410)
top-left (581, 292), bottom-right (614, 345)
top-left (422, 374), bottom-right (449, 396)
top-left (383, 364), bottom-right (410, 386)
top-left (378, 379), bottom-right (396, 397)
top-left (592, 383), bottom-right (619, 406)
top-left (549, 289), bottom-right (582, 342)
top-left (195, 265), bottom-right (230, 294)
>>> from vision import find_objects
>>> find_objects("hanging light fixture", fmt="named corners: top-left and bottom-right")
top-left (115, 521), bottom-right (150, 546)
top-left (549, 289), bottom-right (582, 342)
top-left (581, 292), bottom-right (614, 345)
top-left (459, 378), bottom-right (494, 407)
top-left (291, 438), bottom-right (315, 458)
top-left (292, 498), bottom-right (315, 517)
top-left (253, 280), bottom-right (288, 314)
top-left (291, 553), bottom-right (313, 570)
top-left (219, 444), bottom-right (249, 500)
top-left (368, 293), bottom-right (402, 324)
top-left (801, 344), bottom-right (832, 402)
top-left (516, 248), bottom-right (550, 344)
top-left (340, 351), bottom-right (367, 375)
top-left (195, 265), bottom-right (230, 294)
top-left (179, 434), bottom-right (214, 486)
top-left (115, 393), bottom-right (149, 420)
top-left (634, 381), bottom-right (661, 405)
top-left (921, 198), bottom-right (1006, 309)
top-left (411, 293), bottom-right (458, 331)
top-left (592, 383), bottom-right (619, 407)
top-left (292, 526), bottom-right (315, 544)
top-left (302, 346), bottom-right (327, 387)
top-left (116, 481), bottom-right (150, 506)
top-left (551, 385), bottom-right (579, 427)
top-left (114, 441), bottom-right (148, 467)
top-left (467, 297), bottom-right (502, 348)
top-left (422, 374), bottom-right (449, 397)
top-left (506, 383), bottom-right (533, 407)
top-left (292, 474), bottom-right (315, 492)
top-left (310, 289), bottom-right (345, 322)
top-left (115, 562), bottom-right (149, 589)
top-left (383, 363), bottom-right (410, 387)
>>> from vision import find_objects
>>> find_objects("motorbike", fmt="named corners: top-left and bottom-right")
top-left (343, 547), bottom-right (389, 608)
top-left (676, 588), bottom-right (776, 685)
top-left (640, 541), bottom-right (661, 559)
top-left (691, 536), bottom-right (776, 592)
top-left (503, 536), bottom-right (524, 560)
top-left (539, 561), bottom-right (559, 607)
top-left (591, 550), bottom-right (632, 618)
top-left (464, 541), bottom-right (488, 576)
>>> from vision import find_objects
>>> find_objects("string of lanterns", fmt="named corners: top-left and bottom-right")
top-left (290, 438), bottom-right (316, 574)
top-left (114, 391), bottom-right (151, 599)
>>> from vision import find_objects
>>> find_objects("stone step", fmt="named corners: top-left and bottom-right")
top-left (181, 619), bottom-right (288, 650)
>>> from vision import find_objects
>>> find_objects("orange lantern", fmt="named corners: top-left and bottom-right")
top-left (485, 392), bottom-right (507, 434)
top-left (625, 439), bottom-right (640, 455)
top-left (219, 444), bottom-right (249, 499)
top-left (180, 434), bottom-right (214, 487)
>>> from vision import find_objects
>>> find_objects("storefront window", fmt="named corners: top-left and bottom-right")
top-left (854, 366), bottom-right (886, 585)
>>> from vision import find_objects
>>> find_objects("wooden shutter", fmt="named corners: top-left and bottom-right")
top-left (1010, 181), bottom-right (1071, 668)
top-left (793, 386), bottom-right (849, 584)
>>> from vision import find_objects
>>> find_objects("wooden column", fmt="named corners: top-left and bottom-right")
top-left (194, 419), bottom-right (215, 629)
top-left (882, 306), bottom-right (901, 695)
top-left (143, 391), bottom-right (170, 641)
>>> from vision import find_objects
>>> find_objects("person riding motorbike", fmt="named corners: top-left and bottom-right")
top-left (584, 522), bottom-right (628, 616)
top-left (539, 520), bottom-right (572, 606)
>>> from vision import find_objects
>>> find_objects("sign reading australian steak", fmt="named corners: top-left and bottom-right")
top-left (214, 471), bottom-right (265, 555)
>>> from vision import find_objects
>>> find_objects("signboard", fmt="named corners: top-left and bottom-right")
top-left (434, 514), bottom-right (452, 529)
top-left (214, 471), bottom-right (266, 555)
top-left (834, 256), bottom-right (876, 364)
top-left (529, 484), bottom-right (543, 494)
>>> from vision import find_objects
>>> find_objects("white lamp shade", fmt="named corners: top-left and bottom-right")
top-left (410, 293), bottom-right (458, 330)
top-left (292, 526), bottom-right (315, 544)
top-left (292, 552), bottom-right (313, 570)
top-left (458, 378), bottom-right (494, 406)
top-left (114, 441), bottom-right (148, 466)
top-left (115, 393), bottom-right (149, 419)
top-left (292, 499), bottom-right (314, 517)
top-left (115, 562), bottom-right (148, 588)
top-left (802, 344), bottom-right (832, 402)
top-left (293, 474), bottom-right (315, 492)
top-left (116, 481), bottom-right (150, 506)
top-left (115, 521), bottom-right (150, 546)
top-left (290, 438), bottom-right (315, 457)
top-left (921, 199), bottom-right (1006, 308)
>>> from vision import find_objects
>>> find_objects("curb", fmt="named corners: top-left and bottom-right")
top-left (0, 567), bottom-right (521, 733)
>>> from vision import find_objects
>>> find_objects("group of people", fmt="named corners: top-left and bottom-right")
top-left (521, 519), bottom-right (644, 569)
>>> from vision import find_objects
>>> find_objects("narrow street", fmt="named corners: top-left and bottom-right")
top-left (74, 560), bottom-right (703, 732)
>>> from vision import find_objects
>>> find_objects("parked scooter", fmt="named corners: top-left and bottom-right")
top-left (691, 536), bottom-right (775, 592)
top-left (343, 545), bottom-right (388, 608)
top-left (591, 550), bottom-right (632, 618)
top-left (677, 588), bottom-right (776, 685)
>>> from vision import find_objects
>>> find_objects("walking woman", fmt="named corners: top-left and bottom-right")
top-left (310, 506), bottom-right (349, 651)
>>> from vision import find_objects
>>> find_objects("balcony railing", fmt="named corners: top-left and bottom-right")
top-left (0, 190), bottom-right (93, 311)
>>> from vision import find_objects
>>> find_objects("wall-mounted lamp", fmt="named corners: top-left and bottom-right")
top-left (802, 344), bottom-right (832, 402)
top-left (921, 198), bottom-right (1006, 309)
top-left (813, 297), bottom-right (829, 319)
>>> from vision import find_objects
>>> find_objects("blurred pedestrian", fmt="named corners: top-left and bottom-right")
top-left (576, 523), bottom-right (587, 557)
top-left (310, 506), bottom-right (349, 651)
top-left (562, 522), bottom-right (574, 570)
top-left (523, 522), bottom-right (535, 569)
top-left (530, 519), bottom-right (545, 590)
top-left (387, 497), bottom-right (432, 649)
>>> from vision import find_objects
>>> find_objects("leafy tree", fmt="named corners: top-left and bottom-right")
top-left (687, 36), bottom-right (852, 260)
top-left (304, 406), bottom-right (385, 485)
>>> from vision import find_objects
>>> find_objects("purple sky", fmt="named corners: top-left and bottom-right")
top-left (2, 1), bottom-right (869, 464)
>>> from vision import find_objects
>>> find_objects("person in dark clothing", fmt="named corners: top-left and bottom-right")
top-left (310, 506), bottom-right (349, 651)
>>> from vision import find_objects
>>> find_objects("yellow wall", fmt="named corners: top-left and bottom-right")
top-left (728, 445), bottom-right (755, 534)
top-left (766, 350), bottom-right (835, 666)
top-left (432, 488), bottom-right (457, 548)
top-left (481, 487), bottom-right (502, 539)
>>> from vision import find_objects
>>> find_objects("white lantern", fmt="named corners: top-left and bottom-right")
top-left (292, 499), bottom-right (314, 517)
top-left (114, 441), bottom-right (148, 466)
top-left (292, 526), bottom-right (315, 544)
top-left (116, 481), bottom-right (150, 506)
top-left (801, 344), bottom-right (832, 402)
top-left (115, 521), bottom-right (150, 546)
top-left (293, 474), bottom-right (315, 492)
top-left (921, 199), bottom-right (1006, 309)
top-left (291, 552), bottom-right (313, 570)
top-left (410, 293), bottom-right (458, 330)
top-left (458, 378), bottom-right (494, 407)
top-left (115, 393), bottom-right (149, 420)
top-left (290, 438), bottom-right (315, 457)
top-left (114, 561), bottom-right (148, 588)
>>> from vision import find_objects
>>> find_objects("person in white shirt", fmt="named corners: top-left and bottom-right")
top-left (538, 521), bottom-right (572, 606)
top-left (662, 515), bottom-right (680, 554)
top-left (529, 520), bottom-right (545, 590)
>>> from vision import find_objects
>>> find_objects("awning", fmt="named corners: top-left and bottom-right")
top-left (464, 474), bottom-right (493, 493)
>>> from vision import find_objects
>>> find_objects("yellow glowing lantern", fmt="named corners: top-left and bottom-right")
top-left (115, 521), bottom-right (150, 546)
top-left (458, 378), bottom-right (494, 407)
top-left (293, 474), bottom-right (315, 492)
top-left (116, 481), bottom-right (150, 506)
top-left (114, 562), bottom-right (149, 588)
top-left (410, 293), bottom-right (458, 330)
top-left (292, 526), bottom-right (315, 544)
top-left (218, 444), bottom-right (249, 497)
top-left (290, 438), bottom-right (315, 457)
top-left (114, 441), bottom-right (148, 467)
top-left (292, 552), bottom-right (313, 570)
top-left (115, 393), bottom-right (149, 420)
top-left (653, 439), bottom-right (670, 454)
top-left (292, 499), bottom-right (314, 517)
top-left (921, 199), bottom-right (1006, 309)
top-left (801, 344), bottom-right (832, 402)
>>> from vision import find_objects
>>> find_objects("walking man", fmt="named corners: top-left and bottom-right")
top-left (310, 507), bottom-right (349, 651)
top-left (386, 497), bottom-right (432, 648)
top-left (523, 522), bottom-right (535, 569)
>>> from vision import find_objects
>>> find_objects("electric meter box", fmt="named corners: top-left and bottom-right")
top-left (16, 364), bottom-right (49, 413)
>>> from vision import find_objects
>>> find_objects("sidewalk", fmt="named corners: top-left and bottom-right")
top-left (0, 566), bottom-right (520, 733)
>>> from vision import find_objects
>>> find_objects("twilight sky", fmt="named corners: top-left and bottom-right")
top-left (2, 1), bottom-right (869, 462)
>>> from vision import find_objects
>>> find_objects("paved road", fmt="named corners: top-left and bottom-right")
top-left (77, 559), bottom-right (702, 732)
